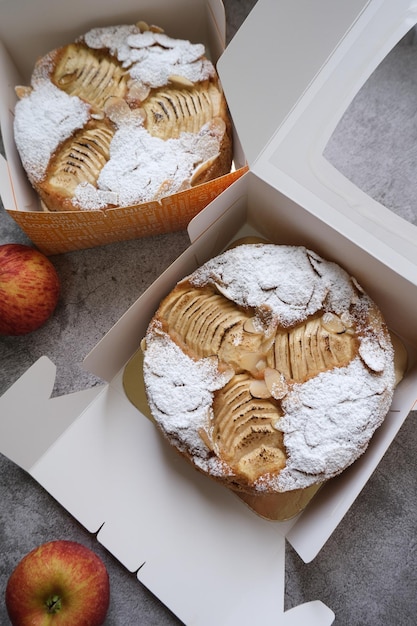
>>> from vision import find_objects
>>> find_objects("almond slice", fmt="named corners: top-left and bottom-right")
top-left (240, 351), bottom-right (266, 373)
top-left (249, 379), bottom-right (271, 399)
top-left (198, 427), bottom-right (214, 451)
top-left (150, 24), bottom-right (165, 34)
top-left (255, 358), bottom-right (267, 373)
top-left (136, 20), bottom-right (150, 32)
top-left (127, 80), bottom-right (151, 103)
top-left (243, 317), bottom-right (263, 334)
top-left (341, 311), bottom-right (354, 328)
top-left (190, 155), bottom-right (219, 186)
top-left (15, 85), bottom-right (32, 99)
top-left (169, 74), bottom-right (195, 88)
top-left (264, 367), bottom-right (288, 400)
top-left (359, 338), bottom-right (386, 373)
top-left (351, 276), bottom-right (365, 294)
top-left (90, 110), bottom-right (105, 120)
top-left (104, 96), bottom-right (132, 124)
top-left (321, 312), bottom-right (346, 334)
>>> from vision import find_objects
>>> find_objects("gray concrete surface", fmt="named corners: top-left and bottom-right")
top-left (1, 2), bottom-right (417, 624)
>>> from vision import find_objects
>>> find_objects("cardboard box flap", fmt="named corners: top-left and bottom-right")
top-left (217, 0), bottom-right (371, 168)
top-left (0, 47), bottom-right (39, 214)
top-left (0, 356), bottom-right (334, 625)
top-left (0, 153), bottom-right (15, 215)
top-left (0, 356), bottom-right (103, 472)
top-left (262, 0), bottom-right (417, 273)
top-left (218, 0), bottom-right (417, 275)
top-left (287, 362), bottom-right (417, 561)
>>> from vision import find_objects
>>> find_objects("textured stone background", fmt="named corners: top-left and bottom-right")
top-left (1, 2), bottom-right (416, 624)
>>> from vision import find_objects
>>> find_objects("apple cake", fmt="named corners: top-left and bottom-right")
top-left (141, 243), bottom-right (399, 518)
top-left (13, 21), bottom-right (233, 212)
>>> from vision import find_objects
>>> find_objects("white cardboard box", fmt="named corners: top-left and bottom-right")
top-left (1, 0), bottom-right (417, 624)
top-left (218, 0), bottom-right (417, 285)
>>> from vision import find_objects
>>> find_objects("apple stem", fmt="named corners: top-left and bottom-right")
top-left (46, 594), bottom-right (62, 614)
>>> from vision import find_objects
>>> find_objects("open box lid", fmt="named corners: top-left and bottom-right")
top-left (217, 0), bottom-right (417, 283)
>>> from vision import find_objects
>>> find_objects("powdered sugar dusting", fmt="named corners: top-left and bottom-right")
top-left (269, 353), bottom-right (394, 491)
top-left (84, 26), bottom-right (214, 88)
top-left (359, 336), bottom-right (387, 372)
top-left (143, 244), bottom-right (396, 493)
top-left (14, 81), bottom-right (90, 182)
top-left (189, 244), bottom-right (358, 327)
top-left (73, 121), bottom-right (221, 210)
top-left (143, 323), bottom-right (233, 466)
top-left (82, 24), bottom-right (139, 58)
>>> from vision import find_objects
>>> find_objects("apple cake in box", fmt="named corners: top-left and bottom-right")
top-left (139, 240), bottom-right (406, 520)
top-left (13, 20), bottom-right (233, 214)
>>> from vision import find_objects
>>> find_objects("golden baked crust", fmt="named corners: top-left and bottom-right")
top-left (14, 22), bottom-right (232, 212)
top-left (142, 244), bottom-right (396, 500)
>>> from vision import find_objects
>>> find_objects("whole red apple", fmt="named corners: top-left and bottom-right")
top-left (5, 540), bottom-right (110, 626)
top-left (0, 243), bottom-right (60, 335)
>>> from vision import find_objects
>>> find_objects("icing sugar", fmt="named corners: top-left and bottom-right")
top-left (14, 81), bottom-right (90, 182)
top-left (84, 26), bottom-right (214, 88)
top-left (189, 244), bottom-right (357, 327)
top-left (143, 323), bottom-right (233, 462)
top-left (83, 24), bottom-right (139, 58)
top-left (143, 244), bottom-right (396, 492)
top-left (73, 120), bottom-right (221, 210)
top-left (269, 354), bottom-right (394, 491)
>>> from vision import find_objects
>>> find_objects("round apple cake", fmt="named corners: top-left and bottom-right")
top-left (13, 21), bottom-right (233, 212)
top-left (141, 243), bottom-right (397, 513)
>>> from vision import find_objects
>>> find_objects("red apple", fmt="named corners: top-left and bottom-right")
top-left (0, 243), bottom-right (60, 335)
top-left (5, 540), bottom-right (110, 626)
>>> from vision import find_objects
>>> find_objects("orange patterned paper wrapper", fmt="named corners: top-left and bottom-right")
top-left (7, 167), bottom-right (248, 255)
